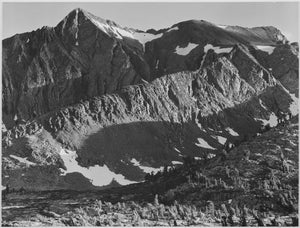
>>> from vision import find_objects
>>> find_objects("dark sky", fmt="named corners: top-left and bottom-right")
top-left (3, 1), bottom-right (299, 42)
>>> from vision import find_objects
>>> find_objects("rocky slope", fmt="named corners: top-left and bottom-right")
top-left (1, 8), bottom-right (299, 191)
top-left (2, 120), bottom-right (298, 226)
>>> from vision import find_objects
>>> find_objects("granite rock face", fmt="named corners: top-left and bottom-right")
top-left (1, 9), bottom-right (298, 190)
top-left (2, 9), bottom-right (297, 129)
top-left (2, 9), bottom-right (147, 128)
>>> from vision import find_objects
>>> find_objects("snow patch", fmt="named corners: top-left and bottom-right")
top-left (259, 99), bottom-right (268, 110)
top-left (204, 44), bottom-right (233, 54)
top-left (89, 17), bottom-right (134, 40)
top-left (26, 38), bottom-right (30, 43)
top-left (9, 155), bottom-right (36, 166)
top-left (155, 59), bottom-right (159, 69)
top-left (288, 93), bottom-right (298, 116)
top-left (175, 43), bottom-right (198, 55)
top-left (174, 147), bottom-right (182, 154)
top-left (207, 153), bottom-right (216, 159)
top-left (195, 138), bottom-right (216, 150)
top-left (217, 24), bottom-right (228, 29)
top-left (211, 135), bottom-right (227, 145)
top-left (172, 161), bottom-right (183, 165)
top-left (114, 26), bottom-right (135, 39)
top-left (256, 45), bottom-right (275, 55)
top-left (59, 149), bottom-right (136, 186)
top-left (74, 9), bottom-right (79, 40)
top-left (255, 113), bottom-right (278, 127)
top-left (168, 26), bottom-right (179, 32)
top-left (280, 86), bottom-right (299, 116)
top-left (133, 32), bottom-right (163, 48)
top-left (225, 127), bottom-right (239, 136)
top-left (131, 158), bottom-right (163, 174)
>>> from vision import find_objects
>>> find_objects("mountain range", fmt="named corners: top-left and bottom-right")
top-left (2, 8), bottom-right (298, 191)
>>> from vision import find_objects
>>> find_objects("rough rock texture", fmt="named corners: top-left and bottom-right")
top-left (2, 9), bottom-right (297, 129)
top-left (2, 47), bottom-right (296, 190)
top-left (1, 8), bottom-right (299, 191)
top-left (2, 9), bottom-right (146, 128)
top-left (2, 120), bottom-right (298, 226)
top-left (143, 20), bottom-right (289, 80)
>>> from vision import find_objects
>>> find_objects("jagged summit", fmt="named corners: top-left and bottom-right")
top-left (55, 8), bottom-right (136, 40)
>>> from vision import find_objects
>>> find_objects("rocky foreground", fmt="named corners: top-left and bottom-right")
top-left (2, 118), bottom-right (298, 226)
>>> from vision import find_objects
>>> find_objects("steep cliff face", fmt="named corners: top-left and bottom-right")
top-left (2, 9), bottom-right (147, 128)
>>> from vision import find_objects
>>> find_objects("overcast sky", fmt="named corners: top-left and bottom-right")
top-left (2, 2), bottom-right (299, 42)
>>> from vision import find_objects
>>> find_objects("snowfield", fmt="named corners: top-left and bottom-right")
top-left (195, 138), bottom-right (216, 150)
top-left (204, 44), bottom-right (233, 54)
top-left (59, 149), bottom-right (136, 186)
top-left (175, 43), bottom-right (198, 55)
top-left (256, 45), bottom-right (275, 55)
top-left (130, 158), bottom-right (164, 173)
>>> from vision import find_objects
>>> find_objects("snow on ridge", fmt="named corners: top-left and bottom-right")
top-left (204, 44), bottom-right (233, 54)
top-left (175, 43), bottom-right (198, 56)
top-left (167, 26), bottom-right (179, 32)
top-left (89, 17), bottom-right (135, 40)
top-left (75, 9), bottom-right (79, 39)
top-left (133, 32), bottom-right (163, 49)
top-left (225, 127), bottom-right (239, 136)
top-left (195, 138), bottom-right (216, 150)
top-left (217, 24), bottom-right (228, 29)
top-left (114, 26), bottom-right (135, 39)
top-left (9, 155), bottom-right (36, 166)
top-left (59, 149), bottom-right (136, 186)
top-left (256, 45), bottom-right (275, 55)
top-left (131, 158), bottom-right (164, 174)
